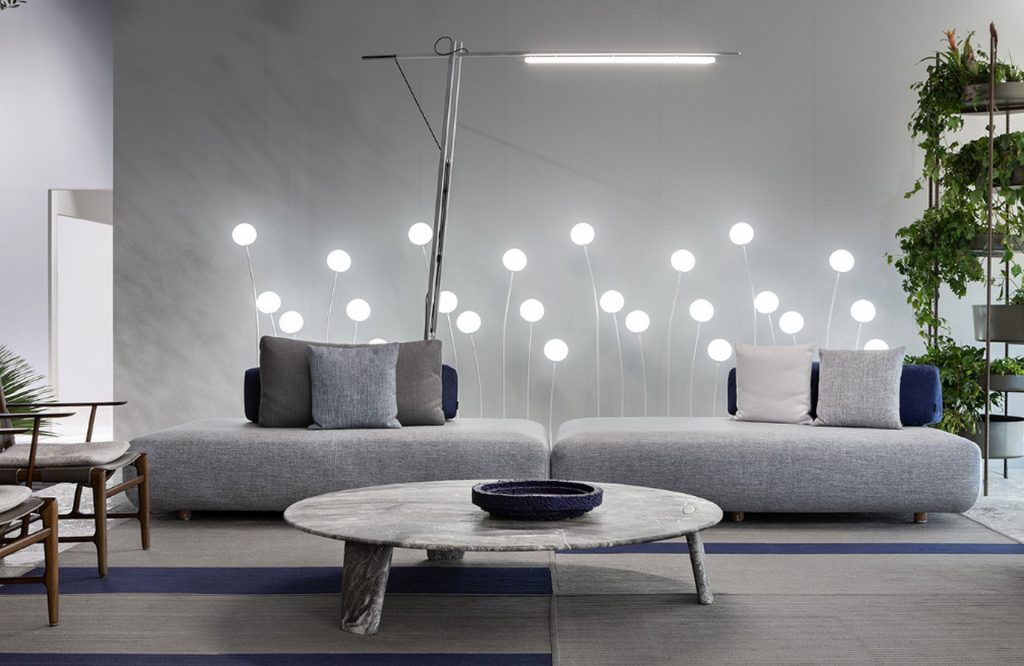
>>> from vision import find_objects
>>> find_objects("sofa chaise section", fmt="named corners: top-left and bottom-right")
top-left (551, 417), bottom-right (981, 516)
top-left (130, 418), bottom-right (549, 513)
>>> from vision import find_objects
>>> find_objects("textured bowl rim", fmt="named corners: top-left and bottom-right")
top-left (472, 479), bottom-right (603, 499)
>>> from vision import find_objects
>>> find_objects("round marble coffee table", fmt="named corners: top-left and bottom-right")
top-left (284, 479), bottom-right (722, 635)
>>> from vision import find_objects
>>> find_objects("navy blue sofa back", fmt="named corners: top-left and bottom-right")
top-left (244, 365), bottom-right (459, 423)
top-left (726, 363), bottom-right (942, 426)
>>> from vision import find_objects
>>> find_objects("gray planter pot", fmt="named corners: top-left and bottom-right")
top-left (971, 415), bottom-right (1024, 459)
top-left (990, 374), bottom-right (1024, 392)
top-left (963, 82), bottom-right (1024, 112)
top-left (973, 304), bottom-right (1024, 343)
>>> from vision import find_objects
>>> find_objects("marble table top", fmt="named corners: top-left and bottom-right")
top-left (284, 480), bottom-right (723, 552)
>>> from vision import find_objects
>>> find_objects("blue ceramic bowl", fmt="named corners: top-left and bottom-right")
top-left (472, 480), bottom-right (603, 521)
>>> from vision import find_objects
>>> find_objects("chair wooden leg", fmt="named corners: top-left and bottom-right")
top-left (71, 483), bottom-right (84, 513)
top-left (136, 454), bottom-right (151, 550)
top-left (41, 498), bottom-right (59, 626)
top-left (90, 467), bottom-right (109, 577)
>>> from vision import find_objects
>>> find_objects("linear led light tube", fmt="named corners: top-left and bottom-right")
top-left (524, 53), bottom-right (717, 65)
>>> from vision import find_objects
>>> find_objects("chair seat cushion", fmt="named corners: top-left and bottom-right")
top-left (0, 441), bottom-right (131, 468)
top-left (0, 485), bottom-right (32, 513)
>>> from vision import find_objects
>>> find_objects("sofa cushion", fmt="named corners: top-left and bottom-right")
top-left (308, 343), bottom-right (401, 429)
top-left (816, 347), bottom-right (905, 429)
top-left (727, 363), bottom-right (942, 426)
top-left (259, 337), bottom-right (443, 427)
top-left (734, 344), bottom-right (813, 424)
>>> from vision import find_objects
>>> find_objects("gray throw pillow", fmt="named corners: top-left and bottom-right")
top-left (307, 344), bottom-right (401, 429)
top-left (259, 337), bottom-right (444, 427)
top-left (815, 347), bottom-right (906, 429)
top-left (735, 343), bottom-right (814, 424)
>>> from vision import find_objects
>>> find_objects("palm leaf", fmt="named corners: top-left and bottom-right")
top-left (0, 344), bottom-right (56, 437)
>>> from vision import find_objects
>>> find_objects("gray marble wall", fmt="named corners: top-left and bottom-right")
top-left (113, 0), bottom-right (1024, 438)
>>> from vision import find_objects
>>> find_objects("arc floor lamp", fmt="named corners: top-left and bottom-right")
top-left (363, 40), bottom-right (740, 339)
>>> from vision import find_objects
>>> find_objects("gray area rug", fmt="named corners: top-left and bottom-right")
top-left (1, 511), bottom-right (1023, 664)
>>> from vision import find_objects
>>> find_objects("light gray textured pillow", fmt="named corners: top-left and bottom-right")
top-left (307, 343), bottom-right (401, 430)
top-left (735, 344), bottom-right (814, 424)
top-left (815, 347), bottom-right (906, 429)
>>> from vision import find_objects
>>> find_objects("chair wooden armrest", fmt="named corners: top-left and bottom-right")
top-left (5, 401), bottom-right (127, 408)
top-left (0, 428), bottom-right (30, 436)
top-left (0, 412), bottom-right (77, 421)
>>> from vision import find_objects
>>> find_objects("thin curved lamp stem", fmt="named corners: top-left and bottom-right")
top-left (712, 362), bottom-right (721, 416)
top-left (612, 313), bottom-right (624, 416)
top-left (525, 323), bottom-right (534, 420)
top-left (638, 333), bottom-right (648, 417)
top-left (583, 246), bottom-right (600, 415)
top-left (689, 322), bottom-right (702, 417)
top-left (326, 272), bottom-right (339, 342)
top-left (825, 272), bottom-right (840, 348)
top-left (741, 246), bottom-right (757, 344)
top-left (767, 313), bottom-right (777, 345)
top-left (269, 315), bottom-right (278, 337)
top-left (244, 246), bottom-right (260, 356)
top-left (666, 272), bottom-right (682, 416)
top-left (352, 321), bottom-right (359, 344)
top-left (548, 362), bottom-right (557, 445)
top-left (501, 272), bottom-right (515, 418)
top-left (854, 323), bottom-right (863, 350)
top-left (420, 246), bottom-right (429, 270)
top-left (470, 334), bottom-right (483, 417)
top-left (446, 313), bottom-right (459, 370)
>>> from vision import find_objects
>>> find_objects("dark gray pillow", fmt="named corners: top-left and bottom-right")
top-left (308, 344), bottom-right (400, 429)
top-left (258, 337), bottom-right (444, 427)
top-left (815, 347), bottom-right (906, 429)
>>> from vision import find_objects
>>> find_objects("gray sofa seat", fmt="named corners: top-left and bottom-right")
top-left (130, 418), bottom-right (549, 512)
top-left (551, 417), bottom-right (981, 514)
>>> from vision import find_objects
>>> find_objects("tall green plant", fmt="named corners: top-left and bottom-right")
top-left (0, 344), bottom-right (55, 436)
top-left (906, 337), bottom-right (999, 435)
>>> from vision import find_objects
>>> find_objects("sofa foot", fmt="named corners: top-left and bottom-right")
top-left (177, 510), bottom-right (193, 521)
top-left (913, 512), bottom-right (927, 524)
top-left (728, 511), bottom-right (745, 522)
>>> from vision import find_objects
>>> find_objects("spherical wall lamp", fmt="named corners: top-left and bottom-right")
top-left (346, 298), bottom-right (371, 343)
top-left (408, 222), bottom-right (433, 269)
top-left (500, 248), bottom-right (528, 418)
top-left (688, 298), bottom-right (715, 417)
top-left (232, 223), bottom-right (260, 357)
top-left (778, 310), bottom-right (805, 344)
top-left (519, 298), bottom-right (545, 419)
top-left (438, 289), bottom-right (459, 370)
top-left (279, 310), bottom-right (304, 338)
top-left (570, 222), bottom-right (600, 415)
top-left (863, 338), bottom-right (889, 350)
top-left (256, 290), bottom-right (282, 336)
top-left (625, 310), bottom-right (651, 417)
top-left (666, 248), bottom-right (696, 416)
top-left (456, 310), bottom-right (484, 417)
top-left (600, 290), bottom-right (627, 416)
top-left (825, 249), bottom-right (856, 347)
top-left (729, 221), bottom-right (758, 344)
top-left (850, 299), bottom-right (876, 349)
top-left (324, 249), bottom-right (352, 342)
top-left (543, 338), bottom-right (570, 439)
top-left (706, 338), bottom-right (734, 417)
top-left (369, 338), bottom-right (387, 345)
top-left (231, 223), bottom-right (258, 247)
top-left (754, 290), bottom-right (780, 344)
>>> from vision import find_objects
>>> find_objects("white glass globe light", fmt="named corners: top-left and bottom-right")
top-left (544, 338), bottom-right (569, 363)
top-left (502, 248), bottom-right (528, 272)
top-left (670, 249), bottom-right (696, 273)
top-left (369, 338), bottom-right (387, 345)
top-left (519, 298), bottom-right (545, 323)
top-left (255, 291), bottom-right (281, 314)
top-left (346, 298), bottom-right (371, 322)
top-left (778, 310), bottom-right (805, 335)
top-left (231, 223), bottom-right (258, 247)
top-left (728, 222), bottom-right (754, 246)
top-left (407, 222), bottom-right (433, 246)
top-left (570, 222), bottom-right (595, 246)
top-left (829, 249), bottom-right (855, 273)
top-left (707, 338), bottom-right (733, 363)
top-left (456, 310), bottom-right (481, 334)
top-left (438, 290), bottom-right (458, 314)
top-left (863, 338), bottom-right (889, 350)
top-left (599, 290), bottom-right (625, 314)
top-left (850, 299), bottom-right (876, 323)
top-left (754, 290), bottom-right (780, 314)
top-left (689, 299), bottom-right (714, 323)
top-left (624, 310), bottom-right (650, 334)
top-left (326, 249), bottom-right (352, 273)
top-left (278, 311), bottom-right (303, 335)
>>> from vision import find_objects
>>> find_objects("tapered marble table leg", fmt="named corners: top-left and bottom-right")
top-left (427, 549), bottom-right (465, 561)
top-left (686, 531), bottom-right (713, 605)
top-left (341, 541), bottom-right (394, 635)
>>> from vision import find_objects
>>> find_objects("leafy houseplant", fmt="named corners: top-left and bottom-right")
top-left (906, 337), bottom-right (998, 435)
top-left (0, 345), bottom-right (55, 436)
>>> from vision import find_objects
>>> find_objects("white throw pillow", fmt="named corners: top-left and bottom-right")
top-left (734, 344), bottom-right (814, 424)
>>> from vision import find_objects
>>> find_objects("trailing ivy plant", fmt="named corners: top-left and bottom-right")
top-left (0, 344), bottom-right (55, 436)
top-left (989, 356), bottom-right (1024, 376)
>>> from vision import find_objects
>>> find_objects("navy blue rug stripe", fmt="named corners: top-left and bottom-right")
top-left (0, 566), bottom-right (551, 596)
top-left (0, 655), bottom-right (550, 666)
top-left (560, 542), bottom-right (1024, 555)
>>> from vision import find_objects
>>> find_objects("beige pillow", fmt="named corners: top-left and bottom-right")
top-left (734, 344), bottom-right (814, 424)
